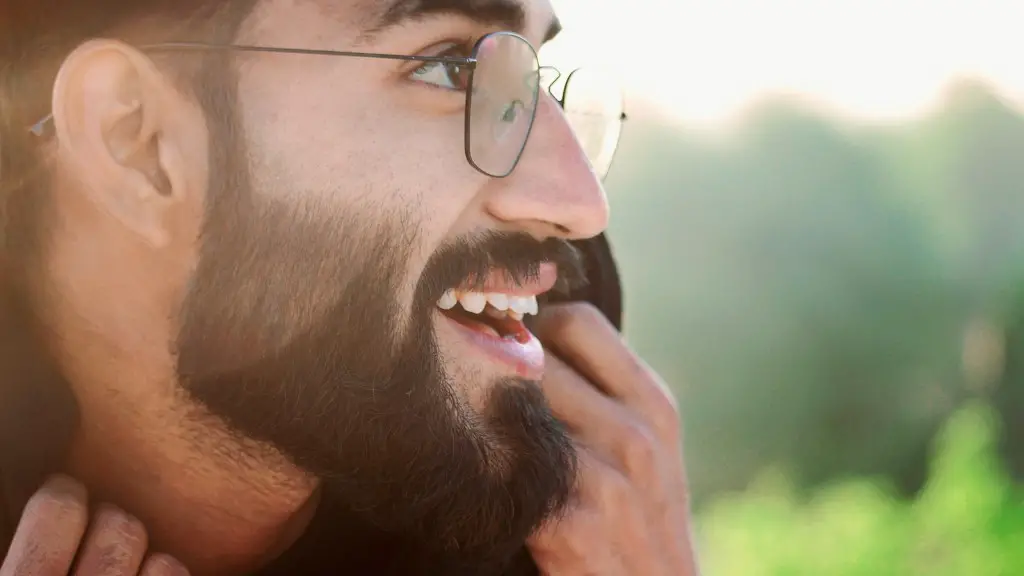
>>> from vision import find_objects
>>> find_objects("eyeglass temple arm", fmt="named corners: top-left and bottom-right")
top-left (29, 114), bottom-right (53, 136)
top-left (30, 62), bottom-right (627, 135)
top-left (31, 106), bottom-right (623, 138)
top-left (26, 42), bottom-right (478, 136)
top-left (541, 66), bottom-right (628, 121)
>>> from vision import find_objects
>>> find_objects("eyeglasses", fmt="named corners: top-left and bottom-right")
top-left (29, 31), bottom-right (626, 180)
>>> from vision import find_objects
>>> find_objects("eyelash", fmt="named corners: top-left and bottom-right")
top-left (408, 40), bottom-right (475, 92)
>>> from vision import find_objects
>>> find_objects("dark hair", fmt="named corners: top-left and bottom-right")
top-left (0, 0), bottom-right (255, 547)
top-left (0, 0), bottom-right (256, 267)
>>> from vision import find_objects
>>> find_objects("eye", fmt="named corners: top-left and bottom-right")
top-left (409, 44), bottom-right (472, 91)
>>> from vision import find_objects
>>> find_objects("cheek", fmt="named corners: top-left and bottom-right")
top-left (239, 76), bottom-right (463, 215)
top-left (237, 63), bottom-right (487, 291)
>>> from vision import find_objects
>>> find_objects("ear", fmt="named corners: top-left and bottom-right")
top-left (50, 39), bottom-right (207, 248)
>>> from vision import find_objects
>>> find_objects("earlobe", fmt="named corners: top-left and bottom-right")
top-left (50, 39), bottom-right (203, 249)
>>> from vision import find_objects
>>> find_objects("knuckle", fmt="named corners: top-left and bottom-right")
top-left (623, 358), bottom-right (683, 440)
top-left (648, 387), bottom-right (682, 439)
top-left (573, 301), bottom-right (609, 330)
top-left (541, 301), bottom-right (604, 339)
top-left (621, 348), bottom-right (650, 380)
top-left (618, 422), bottom-right (660, 479)
top-left (593, 468), bottom-right (635, 510)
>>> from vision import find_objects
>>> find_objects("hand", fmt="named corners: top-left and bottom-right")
top-left (527, 303), bottom-right (699, 576)
top-left (1, 475), bottom-right (189, 576)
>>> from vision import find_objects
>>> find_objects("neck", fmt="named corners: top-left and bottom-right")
top-left (65, 381), bottom-right (319, 575)
top-left (28, 278), bottom-right (322, 574)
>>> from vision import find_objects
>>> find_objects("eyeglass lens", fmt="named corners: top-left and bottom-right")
top-left (466, 32), bottom-right (624, 179)
top-left (562, 67), bottom-right (625, 179)
top-left (467, 32), bottom-right (541, 178)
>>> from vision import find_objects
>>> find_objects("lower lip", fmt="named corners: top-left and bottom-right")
top-left (436, 311), bottom-right (546, 380)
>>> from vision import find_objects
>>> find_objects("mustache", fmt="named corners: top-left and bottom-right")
top-left (418, 232), bottom-right (588, 301)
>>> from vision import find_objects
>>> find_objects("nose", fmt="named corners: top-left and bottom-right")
top-left (481, 95), bottom-right (610, 240)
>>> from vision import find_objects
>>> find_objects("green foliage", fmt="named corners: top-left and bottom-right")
top-left (603, 79), bottom-right (1024, 503)
top-left (696, 402), bottom-right (1024, 576)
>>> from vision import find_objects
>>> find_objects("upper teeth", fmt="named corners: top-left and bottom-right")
top-left (437, 290), bottom-right (539, 316)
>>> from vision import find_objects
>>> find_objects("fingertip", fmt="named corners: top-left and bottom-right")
top-left (37, 474), bottom-right (88, 503)
top-left (24, 474), bottom-right (89, 524)
top-left (4, 476), bottom-right (89, 576)
top-left (91, 503), bottom-right (149, 549)
top-left (141, 554), bottom-right (190, 575)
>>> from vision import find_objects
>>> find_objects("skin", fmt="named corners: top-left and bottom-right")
top-left (0, 476), bottom-right (189, 576)
top-left (6, 0), bottom-right (698, 573)
top-left (529, 303), bottom-right (699, 575)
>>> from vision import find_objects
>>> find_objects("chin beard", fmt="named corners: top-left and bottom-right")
top-left (175, 227), bottom-right (579, 573)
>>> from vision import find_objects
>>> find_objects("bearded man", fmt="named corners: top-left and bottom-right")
top-left (0, 0), bottom-right (697, 574)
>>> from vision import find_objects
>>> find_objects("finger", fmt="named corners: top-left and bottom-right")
top-left (542, 350), bottom-right (623, 429)
top-left (72, 505), bottom-right (148, 576)
top-left (0, 475), bottom-right (90, 576)
top-left (535, 302), bottom-right (672, 404)
top-left (535, 302), bottom-right (680, 439)
top-left (545, 353), bottom-right (673, 497)
top-left (139, 555), bottom-right (190, 576)
top-left (542, 352), bottom-right (635, 458)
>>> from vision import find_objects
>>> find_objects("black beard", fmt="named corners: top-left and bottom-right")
top-left (174, 56), bottom-right (587, 575)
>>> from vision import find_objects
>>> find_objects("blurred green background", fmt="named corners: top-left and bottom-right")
top-left (601, 81), bottom-right (1024, 574)
top-left (537, 0), bottom-right (1024, 570)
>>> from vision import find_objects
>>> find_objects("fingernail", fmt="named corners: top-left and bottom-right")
top-left (40, 474), bottom-right (87, 500)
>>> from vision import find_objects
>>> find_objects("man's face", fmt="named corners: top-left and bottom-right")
top-left (40, 0), bottom-right (608, 571)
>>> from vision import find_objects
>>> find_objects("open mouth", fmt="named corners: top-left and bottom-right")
top-left (437, 290), bottom-right (539, 343)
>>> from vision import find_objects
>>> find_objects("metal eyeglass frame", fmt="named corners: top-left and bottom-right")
top-left (28, 30), bottom-right (625, 179)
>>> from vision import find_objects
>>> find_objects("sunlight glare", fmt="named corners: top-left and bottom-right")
top-left (547, 0), bottom-right (1024, 124)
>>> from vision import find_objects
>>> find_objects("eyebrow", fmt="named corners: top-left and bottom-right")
top-left (372, 0), bottom-right (562, 43)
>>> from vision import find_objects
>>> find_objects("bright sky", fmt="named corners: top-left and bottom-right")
top-left (545, 0), bottom-right (1024, 124)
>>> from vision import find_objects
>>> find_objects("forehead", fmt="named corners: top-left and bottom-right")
top-left (319, 0), bottom-right (561, 43)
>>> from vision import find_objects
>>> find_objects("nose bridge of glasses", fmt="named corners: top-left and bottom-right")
top-left (538, 66), bottom-right (566, 106)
